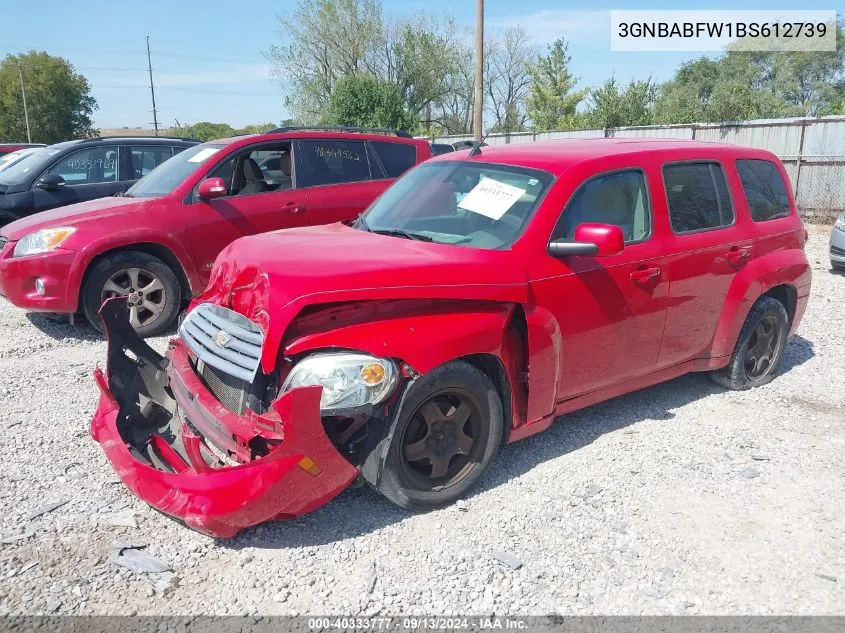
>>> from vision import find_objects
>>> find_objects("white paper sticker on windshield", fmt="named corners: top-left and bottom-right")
top-left (188, 148), bottom-right (221, 163)
top-left (457, 178), bottom-right (526, 220)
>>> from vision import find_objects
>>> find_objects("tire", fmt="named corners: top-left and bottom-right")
top-left (82, 251), bottom-right (181, 337)
top-left (374, 360), bottom-right (503, 511)
top-left (711, 296), bottom-right (789, 391)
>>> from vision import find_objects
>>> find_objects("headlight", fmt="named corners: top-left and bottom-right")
top-left (13, 227), bottom-right (76, 257)
top-left (281, 352), bottom-right (399, 412)
top-left (835, 212), bottom-right (845, 232)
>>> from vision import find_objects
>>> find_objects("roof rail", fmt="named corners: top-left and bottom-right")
top-left (86, 135), bottom-right (202, 143)
top-left (265, 126), bottom-right (412, 138)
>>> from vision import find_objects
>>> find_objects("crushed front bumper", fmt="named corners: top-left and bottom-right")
top-left (90, 299), bottom-right (358, 538)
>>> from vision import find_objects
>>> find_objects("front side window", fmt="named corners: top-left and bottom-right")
top-left (128, 146), bottom-right (174, 179)
top-left (298, 140), bottom-right (371, 186)
top-left (663, 162), bottom-right (734, 233)
top-left (46, 147), bottom-right (118, 185)
top-left (126, 143), bottom-right (225, 198)
top-left (554, 170), bottom-right (651, 243)
top-left (736, 159), bottom-right (791, 222)
top-left (361, 161), bottom-right (554, 250)
top-left (206, 142), bottom-right (293, 197)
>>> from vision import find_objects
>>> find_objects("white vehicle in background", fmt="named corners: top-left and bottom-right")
top-left (0, 149), bottom-right (37, 173)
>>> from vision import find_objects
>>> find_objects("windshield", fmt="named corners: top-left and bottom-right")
top-left (0, 150), bottom-right (34, 173)
top-left (361, 161), bottom-right (554, 249)
top-left (0, 147), bottom-right (62, 185)
top-left (125, 143), bottom-right (225, 198)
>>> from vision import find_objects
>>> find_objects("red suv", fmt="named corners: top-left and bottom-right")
top-left (91, 139), bottom-right (811, 536)
top-left (0, 128), bottom-right (431, 335)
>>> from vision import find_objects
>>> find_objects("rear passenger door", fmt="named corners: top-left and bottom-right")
top-left (657, 161), bottom-right (753, 367)
top-left (295, 138), bottom-right (392, 224)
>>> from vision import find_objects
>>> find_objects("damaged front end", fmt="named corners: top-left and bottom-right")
top-left (89, 299), bottom-right (358, 538)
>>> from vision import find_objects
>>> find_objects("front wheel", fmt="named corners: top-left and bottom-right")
top-left (373, 360), bottom-right (503, 511)
top-left (711, 296), bottom-right (789, 390)
top-left (82, 251), bottom-right (181, 337)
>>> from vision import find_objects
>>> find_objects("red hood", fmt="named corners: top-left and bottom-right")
top-left (193, 223), bottom-right (528, 373)
top-left (1, 196), bottom-right (159, 240)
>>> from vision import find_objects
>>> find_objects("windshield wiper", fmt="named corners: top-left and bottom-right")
top-left (354, 214), bottom-right (370, 231)
top-left (371, 229), bottom-right (433, 242)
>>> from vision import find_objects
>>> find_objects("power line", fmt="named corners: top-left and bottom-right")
top-left (3, 44), bottom-right (268, 66)
top-left (94, 85), bottom-right (281, 97)
top-left (18, 63), bottom-right (31, 143)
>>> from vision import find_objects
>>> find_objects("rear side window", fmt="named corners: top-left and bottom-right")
top-left (371, 141), bottom-right (417, 178)
top-left (298, 140), bottom-right (371, 186)
top-left (555, 170), bottom-right (651, 243)
top-left (736, 159), bottom-right (791, 221)
top-left (663, 162), bottom-right (734, 233)
top-left (128, 146), bottom-right (174, 179)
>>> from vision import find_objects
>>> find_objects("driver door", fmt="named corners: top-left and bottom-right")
top-left (185, 141), bottom-right (307, 286)
top-left (528, 167), bottom-right (669, 400)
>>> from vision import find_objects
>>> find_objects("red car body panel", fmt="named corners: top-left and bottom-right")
top-left (90, 336), bottom-right (358, 538)
top-left (90, 139), bottom-right (811, 536)
top-left (0, 132), bottom-right (431, 315)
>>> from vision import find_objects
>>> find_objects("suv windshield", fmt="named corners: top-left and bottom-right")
top-left (126, 143), bottom-right (225, 198)
top-left (0, 147), bottom-right (62, 186)
top-left (361, 161), bottom-right (554, 249)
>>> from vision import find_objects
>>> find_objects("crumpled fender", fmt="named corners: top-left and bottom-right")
top-left (710, 248), bottom-right (811, 359)
top-left (284, 302), bottom-right (517, 375)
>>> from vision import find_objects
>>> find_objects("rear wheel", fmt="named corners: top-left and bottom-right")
top-left (711, 296), bottom-right (789, 390)
top-left (82, 251), bottom-right (181, 337)
top-left (374, 360), bottom-right (503, 511)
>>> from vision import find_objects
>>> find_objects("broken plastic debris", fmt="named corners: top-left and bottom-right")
top-left (109, 543), bottom-right (171, 574)
top-left (26, 499), bottom-right (68, 520)
top-left (491, 550), bottom-right (523, 570)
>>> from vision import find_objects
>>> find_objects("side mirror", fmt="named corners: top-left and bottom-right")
top-left (548, 223), bottom-right (625, 258)
top-left (198, 177), bottom-right (228, 200)
top-left (35, 173), bottom-right (65, 191)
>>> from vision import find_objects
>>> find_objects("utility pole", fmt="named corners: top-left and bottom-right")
top-left (146, 36), bottom-right (159, 136)
top-left (473, 0), bottom-right (484, 142)
top-left (18, 64), bottom-right (32, 143)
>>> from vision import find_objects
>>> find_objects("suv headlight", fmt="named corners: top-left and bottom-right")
top-left (835, 212), bottom-right (845, 232)
top-left (13, 227), bottom-right (76, 257)
top-left (281, 352), bottom-right (399, 412)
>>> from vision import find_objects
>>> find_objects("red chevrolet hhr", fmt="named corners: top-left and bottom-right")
top-left (0, 128), bottom-right (431, 335)
top-left (91, 138), bottom-right (811, 537)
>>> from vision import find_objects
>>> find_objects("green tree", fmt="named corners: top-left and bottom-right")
top-left (585, 76), bottom-right (658, 129)
top-left (324, 74), bottom-right (416, 131)
top-left (0, 51), bottom-right (97, 143)
top-left (266, 0), bottom-right (463, 125)
top-left (526, 39), bottom-right (589, 131)
top-left (171, 121), bottom-right (239, 141)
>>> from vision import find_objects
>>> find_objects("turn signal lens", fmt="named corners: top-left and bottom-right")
top-left (297, 457), bottom-right (322, 476)
top-left (360, 362), bottom-right (386, 386)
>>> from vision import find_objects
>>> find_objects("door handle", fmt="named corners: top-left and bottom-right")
top-left (726, 247), bottom-right (750, 265)
top-left (284, 203), bottom-right (307, 214)
top-left (630, 267), bottom-right (661, 285)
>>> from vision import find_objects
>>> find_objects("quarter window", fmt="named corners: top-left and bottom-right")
top-left (736, 159), bottom-right (791, 221)
top-left (370, 141), bottom-right (417, 178)
top-left (554, 170), bottom-right (651, 243)
top-left (298, 140), bottom-right (371, 186)
top-left (46, 148), bottom-right (118, 185)
top-left (663, 162), bottom-right (733, 233)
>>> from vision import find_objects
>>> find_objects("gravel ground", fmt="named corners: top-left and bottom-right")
top-left (0, 231), bottom-right (842, 616)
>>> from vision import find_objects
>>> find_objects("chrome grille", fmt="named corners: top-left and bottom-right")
top-left (0, 237), bottom-right (8, 250)
top-left (179, 303), bottom-right (264, 383)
